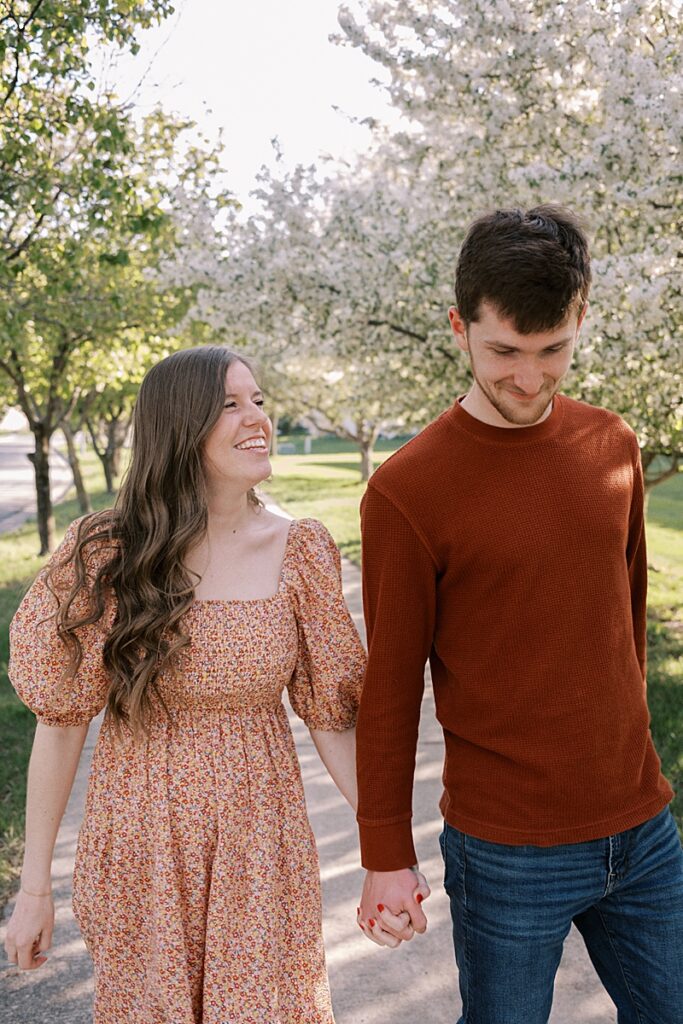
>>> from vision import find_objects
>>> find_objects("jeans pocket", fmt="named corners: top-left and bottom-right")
top-left (441, 821), bottom-right (462, 898)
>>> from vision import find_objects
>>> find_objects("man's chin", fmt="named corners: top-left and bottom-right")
top-left (494, 394), bottom-right (553, 426)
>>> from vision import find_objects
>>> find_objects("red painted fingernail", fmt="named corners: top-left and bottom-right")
top-left (416, 893), bottom-right (424, 904)
top-left (356, 907), bottom-right (360, 915)
top-left (377, 903), bottom-right (385, 912)
top-left (368, 918), bottom-right (376, 927)
top-left (358, 921), bottom-right (364, 929)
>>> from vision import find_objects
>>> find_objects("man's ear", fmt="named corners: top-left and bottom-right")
top-left (448, 307), bottom-right (469, 353)
top-left (577, 301), bottom-right (589, 332)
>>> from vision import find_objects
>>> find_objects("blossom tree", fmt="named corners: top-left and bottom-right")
top-left (176, 156), bottom-right (461, 478)
top-left (336, 0), bottom-right (682, 489)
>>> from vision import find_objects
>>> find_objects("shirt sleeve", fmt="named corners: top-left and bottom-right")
top-left (626, 435), bottom-right (647, 682)
top-left (356, 483), bottom-right (437, 871)
top-left (8, 520), bottom-right (114, 726)
top-left (287, 519), bottom-right (366, 731)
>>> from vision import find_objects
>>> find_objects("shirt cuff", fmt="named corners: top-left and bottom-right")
top-left (358, 818), bottom-right (417, 871)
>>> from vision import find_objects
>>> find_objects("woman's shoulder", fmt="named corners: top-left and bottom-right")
top-left (285, 517), bottom-right (340, 578)
top-left (288, 516), bottom-right (336, 550)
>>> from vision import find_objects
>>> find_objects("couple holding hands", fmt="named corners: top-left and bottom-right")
top-left (5, 206), bottom-right (682, 1023)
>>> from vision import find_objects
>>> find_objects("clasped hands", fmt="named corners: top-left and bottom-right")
top-left (357, 865), bottom-right (431, 948)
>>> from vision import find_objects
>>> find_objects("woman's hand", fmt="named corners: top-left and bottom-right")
top-left (358, 865), bottom-right (431, 948)
top-left (4, 889), bottom-right (54, 970)
top-left (4, 720), bottom-right (87, 971)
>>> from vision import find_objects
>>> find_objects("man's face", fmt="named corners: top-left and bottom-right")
top-left (448, 300), bottom-right (585, 427)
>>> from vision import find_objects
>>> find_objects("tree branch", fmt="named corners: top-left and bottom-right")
top-left (0, 0), bottom-right (47, 109)
top-left (643, 454), bottom-right (680, 491)
top-left (366, 318), bottom-right (428, 343)
top-left (0, 347), bottom-right (39, 421)
top-left (6, 209), bottom-right (47, 261)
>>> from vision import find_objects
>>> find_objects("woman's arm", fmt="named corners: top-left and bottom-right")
top-left (4, 720), bottom-right (89, 970)
top-left (309, 725), bottom-right (357, 812)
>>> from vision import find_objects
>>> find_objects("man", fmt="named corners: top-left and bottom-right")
top-left (355, 206), bottom-right (682, 1022)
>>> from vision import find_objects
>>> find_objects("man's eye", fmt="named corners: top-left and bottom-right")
top-left (494, 350), bottom-right (514, 356)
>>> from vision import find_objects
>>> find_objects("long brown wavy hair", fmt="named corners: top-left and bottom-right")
top-left (48, 345), bottom-right (263, 736)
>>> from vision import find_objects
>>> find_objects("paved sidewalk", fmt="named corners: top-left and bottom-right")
top-left (1, 519), bottom-right (617, 1023)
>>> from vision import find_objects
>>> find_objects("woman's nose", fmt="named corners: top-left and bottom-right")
top-left (244, 403), bottom-right (268, 426)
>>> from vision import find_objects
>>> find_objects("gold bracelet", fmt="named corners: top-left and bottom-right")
top-left (21, 886), bottom-right (51, 898)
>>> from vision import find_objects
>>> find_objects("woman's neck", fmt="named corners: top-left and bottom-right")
top-left (205, 490), bottom-right (254, 535)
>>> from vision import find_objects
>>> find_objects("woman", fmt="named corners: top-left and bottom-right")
top-left (4, 346), bottom-right (418, 1023)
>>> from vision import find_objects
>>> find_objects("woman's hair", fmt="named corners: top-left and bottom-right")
top-left (48, 345), bottom-right (262, 737)
top-left (455, 204), bottom-right (592, 333)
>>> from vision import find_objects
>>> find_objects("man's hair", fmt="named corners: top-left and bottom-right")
top-left (454, 204), bottom-right (591, 333)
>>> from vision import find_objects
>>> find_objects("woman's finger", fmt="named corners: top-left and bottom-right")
top-left (411, 869), bottom-right (432, 903)
top-left (375, 903), bottom-right (415, 941)
top-left (357, 911), bottom-right (402, 948)
top-left (367, 917), bottom-right (401, 948)
top-left (38, 925), bottom-right (53, 953)
top-left (16, 936), bottom-right (45, 971)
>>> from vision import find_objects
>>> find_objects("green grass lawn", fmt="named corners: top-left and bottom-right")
top-left (644, 473), bottom-right (683, 834)
top-left (1, 441), bottom-right (681, 906)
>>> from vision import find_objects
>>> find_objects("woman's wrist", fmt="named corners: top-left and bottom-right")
top-left (20, 870), bottom-right (52, 896)
top-left (20, 885), bottom-right (53, 898)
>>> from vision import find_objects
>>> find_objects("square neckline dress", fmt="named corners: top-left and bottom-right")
top-left (9, 517), bottom-right (366, 1024)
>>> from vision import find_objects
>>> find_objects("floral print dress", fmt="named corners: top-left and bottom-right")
top-left (9, 517), bottom-right (366, 1024)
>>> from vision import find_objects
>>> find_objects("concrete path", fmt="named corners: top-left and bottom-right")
top-left (0, 505), bottom-right (617, 1023)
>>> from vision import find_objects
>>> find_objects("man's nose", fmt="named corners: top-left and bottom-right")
top-left (512, 363), bottom-right (545, 394)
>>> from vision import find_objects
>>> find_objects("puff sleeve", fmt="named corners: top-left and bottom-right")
top-left (9, 519), bottom-right (115, 726)
top-left (287, 519), bottom-right (366, 730)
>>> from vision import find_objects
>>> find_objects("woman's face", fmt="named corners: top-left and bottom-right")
top-left (202, 360), bottom-right (272, 494)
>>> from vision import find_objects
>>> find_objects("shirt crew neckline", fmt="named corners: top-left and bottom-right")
top-left (448, 392), bottom-right (566, 445)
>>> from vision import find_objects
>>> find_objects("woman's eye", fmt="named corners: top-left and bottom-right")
top-left (224, 402), bottom-right (237, 409)
top-left (255, 400), bottom-right (265, 407)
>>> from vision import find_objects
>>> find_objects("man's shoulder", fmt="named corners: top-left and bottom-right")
top-left (370, 407), bottom-right (458, 498)
top-left (560, 394), bottom-right (637, 447)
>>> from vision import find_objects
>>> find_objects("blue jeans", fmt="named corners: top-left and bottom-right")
top-left (439, 807), bottom-right (683, 1023)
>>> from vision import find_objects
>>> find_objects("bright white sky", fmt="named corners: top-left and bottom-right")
top-left (101, 0), bottom-right (398, 211)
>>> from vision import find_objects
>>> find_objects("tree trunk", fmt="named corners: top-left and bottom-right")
top-left (62, 424), bottom-right (92, 514)
top-left (87, 418), bottom-right (119, 494)
top-left (359, 439), bottom-right (374, 482)
top-left (102, 455), bottom-right (116, 495)
top-left (270, 412), bottom-right (279, 457)
top-left (107, 418), bottom-right (126, 482)
top-left (27, 426), bottom-right (54, 555)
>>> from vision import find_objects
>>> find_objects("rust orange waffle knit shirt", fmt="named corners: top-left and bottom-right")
top-left (356, 394), bottom-right (673, 871)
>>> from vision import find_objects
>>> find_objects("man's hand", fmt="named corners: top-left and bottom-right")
top-left (357, 866), bottom-right (431, 948)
